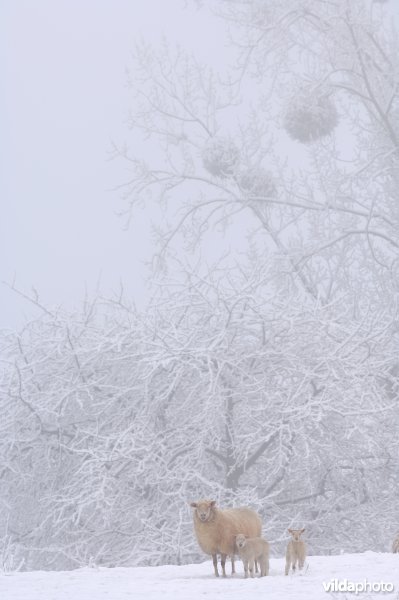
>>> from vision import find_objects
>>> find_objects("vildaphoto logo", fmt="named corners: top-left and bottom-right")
top-left (322, 579), bottom-right (394, 594)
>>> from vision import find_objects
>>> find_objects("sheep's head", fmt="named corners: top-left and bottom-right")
top-left (235, 534), bottom-right (247, 550)
top-left (190, 499), bottom-right (216, 522)
top-left (288, 528), bottom-right (305, 541)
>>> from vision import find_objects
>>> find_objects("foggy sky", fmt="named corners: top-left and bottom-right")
top-left (1, 0), bottom-right (228, 329)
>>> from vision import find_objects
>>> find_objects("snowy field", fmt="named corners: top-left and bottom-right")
top-left (1, 552), bottom-right (398, 600)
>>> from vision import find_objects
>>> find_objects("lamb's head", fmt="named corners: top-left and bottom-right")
top-left (288, 528), bottom-right (305, 541)
top-left (235, 534), bottom-right (247, 550)
top-left (190, 499), bottom-right (216, 522)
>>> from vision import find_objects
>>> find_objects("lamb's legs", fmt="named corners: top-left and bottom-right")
top-left (259, 557), bottom-right (266, 577)
top-left (212, 554), bottom-right (219, 577)
top-left (231, 556), bottom-right (236, 574)
top-left (244, 559), bottom-right (249, 578)
top-left (249, 558), bottom-right (255, 578)
top-left (255, 559), bottom-right (259, 573)
top-left (220, 553), bottom-right (227, 577)
top-left (285, 559), bottom-right (290, 576)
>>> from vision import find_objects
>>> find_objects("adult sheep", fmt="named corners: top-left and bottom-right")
top-left (190, 499), bottom-right (262, 577)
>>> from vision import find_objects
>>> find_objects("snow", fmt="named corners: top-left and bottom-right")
top-left (1, 552), bottom-right (398, 600)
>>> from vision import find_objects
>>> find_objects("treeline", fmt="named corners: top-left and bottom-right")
top-left (1, 270), bottom-right (398, 570)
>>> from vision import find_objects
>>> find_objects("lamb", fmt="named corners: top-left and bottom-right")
top-left (190, 499), bottom-right (262, 577)
top-left (235, 533), bottom-right (269, 578)
top-left (392, 534), bottom-right (399, 553)
top-left (285, 528), bottom-right (306, 575)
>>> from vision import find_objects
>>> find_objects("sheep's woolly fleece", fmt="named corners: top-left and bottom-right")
top-left (191, 503), bottom-right (261, 560)
top-left (0, 552), bottom-right (398, 600)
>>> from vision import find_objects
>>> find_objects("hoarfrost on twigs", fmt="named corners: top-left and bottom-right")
top-left (283, 86), bottom-right (338, 143)
top-left (202, 136), bottom-right (240, 178)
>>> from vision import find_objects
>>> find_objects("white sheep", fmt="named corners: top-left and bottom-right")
top-left (285, 528), bottom-right (306, 575)
top-left (190, 499), bottom-right (262, 577)
top-left (235, 533), bottom-right (269, 578)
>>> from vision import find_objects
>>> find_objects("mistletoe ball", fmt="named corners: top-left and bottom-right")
top-left (237, 166), bottom-right (276, 199)
top-left (284, 88), bottom-right (338, 143)
top-left (202, 136), bottom-right (240, 178)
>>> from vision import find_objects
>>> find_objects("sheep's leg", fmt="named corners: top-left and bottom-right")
top-left (212, 554), bottom-right (219, 577)
top-left (231, 556), bottom-right (236, 574)
top-left (255, 559), bottom-right (259, 573)
top-left (220, 553), bottom-right (227, 577)
top-left (249, 558), bottom-right (255, 578)
top-left (244, 559), bottom-right (249, 578)
top-left (259, 558), bottom-right (264, 577)
top-left (299, 558), bottom-right (305, 571)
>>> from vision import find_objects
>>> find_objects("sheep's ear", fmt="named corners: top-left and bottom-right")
top-left (190, 502), bottom-right (197, 508)
top-left (301, 528), bottom-right (305, 533)
top-left (210, 500), bottom-right (216, 507)
top-left (288, 529), bottom-right (293, 533)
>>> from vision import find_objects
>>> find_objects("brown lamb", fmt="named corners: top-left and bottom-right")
top-left (235, 533), bottom-right (270, 578)
top-left (285, 528), bottom-right (306, 575)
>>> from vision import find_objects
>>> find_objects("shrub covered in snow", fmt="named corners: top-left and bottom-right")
top-left (202, 136), bottom-right (240, 178)
top-left (283, 87), bottom-right (338, 143)
top-left (237, 166), bottom-right (276, 199)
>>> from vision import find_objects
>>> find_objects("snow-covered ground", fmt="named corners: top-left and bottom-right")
top-left (1, 552), bottom-right (398, 600)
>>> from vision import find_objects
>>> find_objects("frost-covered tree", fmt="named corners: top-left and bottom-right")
top-left (111, 0), bottom-right (399, 558)
top-left (116, 0), bottom-right (399, 307)
top-left (1, 259), bottom-right (398, 568)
